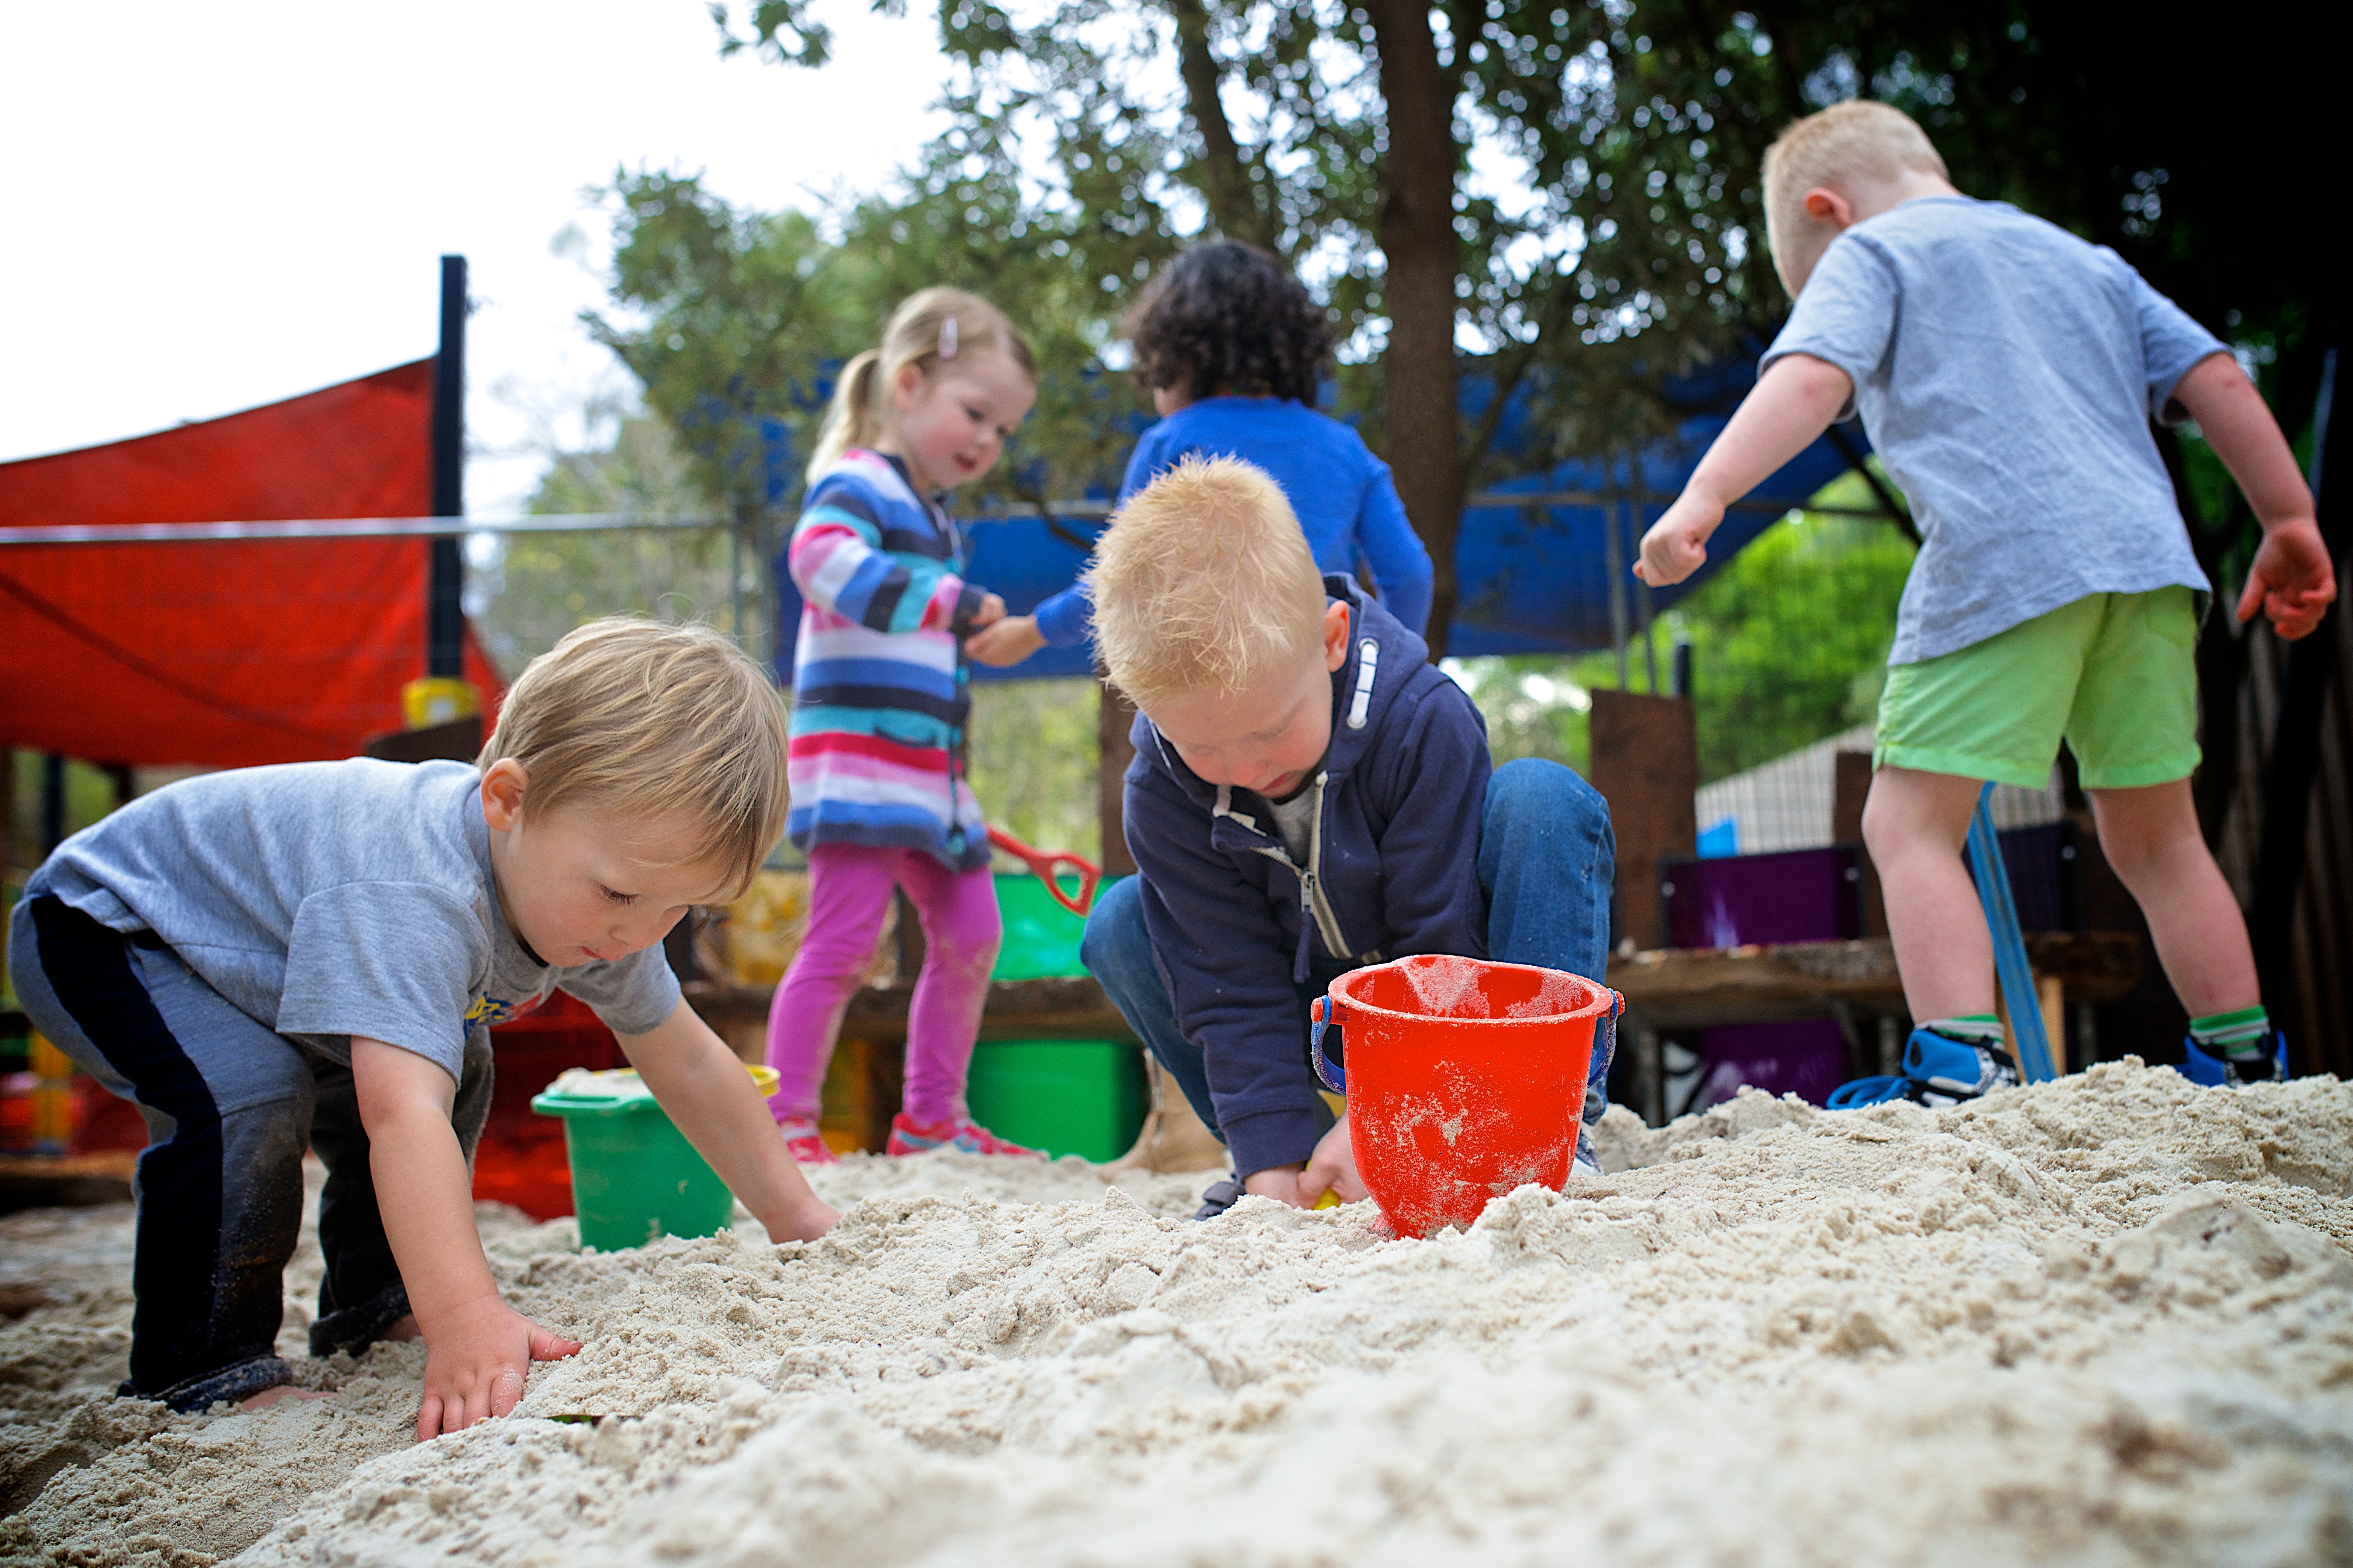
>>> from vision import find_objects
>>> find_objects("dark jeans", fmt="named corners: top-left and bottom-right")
top-left (9, 896), bottom-right (492, 1411)
top-left (1083, 757), bottom-right (1618, 1156)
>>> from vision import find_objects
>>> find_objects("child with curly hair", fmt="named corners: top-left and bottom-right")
top-left (965, 241), bottom-right (1434, 667)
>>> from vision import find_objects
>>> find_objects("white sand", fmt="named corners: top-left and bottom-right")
top-left (3, 1059), bottom-right (2349, 1566)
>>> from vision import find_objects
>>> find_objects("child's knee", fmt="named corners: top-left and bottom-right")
top-left (1079, 876), bottom-right (1149, 974)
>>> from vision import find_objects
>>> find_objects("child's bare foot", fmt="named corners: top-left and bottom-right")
top-left (239, 1385), bottom-right (333, 1411)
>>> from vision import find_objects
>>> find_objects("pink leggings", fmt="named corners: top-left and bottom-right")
top-left (765, 843), bottom-right (1001, 1127)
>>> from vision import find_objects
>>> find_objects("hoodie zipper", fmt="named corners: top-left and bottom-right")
top-left (1213, 774), bottom-right (1361, 971)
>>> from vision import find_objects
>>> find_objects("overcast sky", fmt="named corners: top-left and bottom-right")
top-left (1, 0), bottom-right (948, 513)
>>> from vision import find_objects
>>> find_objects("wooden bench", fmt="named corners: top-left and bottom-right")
top-left (1605, 931), bottom-right (2143, 1123)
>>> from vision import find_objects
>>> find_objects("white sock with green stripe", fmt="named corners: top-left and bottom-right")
top-left (1923, 1014), bottom-right (2003, 1046)
top-left (2189, 1005), bottom-right (2272, 1060)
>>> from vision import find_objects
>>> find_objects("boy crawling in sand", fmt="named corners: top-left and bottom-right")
top-left (10, 619), bottom-right (838, 1440)
top-left (1635, 101), bottom-right (2332, 1100)
top-left (1079, 456), bottom-right (1618, 1218)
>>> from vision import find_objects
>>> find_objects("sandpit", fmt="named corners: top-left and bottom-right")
top-left (3, 1059), bottom-right (2349, 1566)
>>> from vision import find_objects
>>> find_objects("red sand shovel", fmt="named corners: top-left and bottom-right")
top-left (986, 825), bottom-right (1102, 917)
top-left (1310, 954), bottom-right (1619, 1237)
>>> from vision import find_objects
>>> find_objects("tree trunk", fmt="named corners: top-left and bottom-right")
top-left (1359, 0), bottom-right (1463, 657)
top-left (1166, 0), bottom-right (1275, 250)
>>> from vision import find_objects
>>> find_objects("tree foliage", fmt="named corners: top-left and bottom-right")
top-left (613, 0), bottom-right (2324, 657)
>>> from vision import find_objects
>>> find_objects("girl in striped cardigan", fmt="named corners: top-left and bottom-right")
top-left (767, 289), bottom-right (1040, 1163)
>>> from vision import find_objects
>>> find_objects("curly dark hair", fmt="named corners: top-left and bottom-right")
top-left (1124, 241), bottom-right (1333, 405)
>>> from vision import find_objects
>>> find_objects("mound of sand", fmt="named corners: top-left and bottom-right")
top-left (4, 1059), bottom-right (2349, 1566)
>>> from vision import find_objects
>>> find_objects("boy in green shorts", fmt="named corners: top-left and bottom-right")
top-left (1635, 101), bottom-right (2334, 1100)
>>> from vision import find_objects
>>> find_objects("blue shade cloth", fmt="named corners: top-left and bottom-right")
top-left (1762, 196), bottom-right (2225, 666)
top-left (776, 357), bottom-right (1872, 685)
top-left (1696, 816), bottom-right (1739, 858)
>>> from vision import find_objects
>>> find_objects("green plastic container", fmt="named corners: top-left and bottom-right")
top-left (530, 1065), bottom-right (777, 1251)
top-left (965, 1040), bottom-right (1147, 1163)
top-left (991, 871), bottom-right (1094, 980)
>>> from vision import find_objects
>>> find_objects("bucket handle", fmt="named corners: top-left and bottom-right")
top-left (1309, 995), bottom-right (1346, 1095)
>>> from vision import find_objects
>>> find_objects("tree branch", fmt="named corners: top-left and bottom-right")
top-left (1166, 0), bottom-right (1276, 250)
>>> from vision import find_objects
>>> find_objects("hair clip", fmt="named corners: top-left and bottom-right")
top-left (937, 315), bottom-right (959, 360)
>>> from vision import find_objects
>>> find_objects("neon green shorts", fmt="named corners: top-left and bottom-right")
top-left (1873, 587), bottom-right (2202, 791)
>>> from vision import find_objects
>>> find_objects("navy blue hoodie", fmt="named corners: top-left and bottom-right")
top-left (1123, 577), bottom-right (1491, 1176)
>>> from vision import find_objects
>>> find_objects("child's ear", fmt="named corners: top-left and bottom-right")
top-left (1322, 599), bottom-right (1352, 671)
top-left (480, 759), bottom-right (529, 832)
top-left (1801, 186), bottom-right (1855, 229)
top-left (891, 362), bottom-right (928, 413)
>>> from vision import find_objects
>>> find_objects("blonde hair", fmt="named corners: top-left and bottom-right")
top-left (478, 617), bottom-right (788, 901)
top-left (809, 288), bottom-right (1038, 474)
top-left (1762, 100), bottom-right (1950, 294)
top-left (1085, 456), bottom-right (1328, 709)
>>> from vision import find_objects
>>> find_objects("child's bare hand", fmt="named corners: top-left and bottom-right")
top-left (415, 1295), bottom-right (580, 1443)
top-left (1299, 1115), bottom-right (1365, 1206)
top-left (1634, 495), bottom-right (1722, 587)
top-left (1240, 1121), bottom-right (1364, 1208)
top-left (1241, 1164), bottom-right (1306, 1204)
top-left (768, 1192), bottom-right (839, 1243)
top-left (965, 614), bottom-right (1047, 667)
top-left (2235, 517), bottom-right (2337, 640)
top-left (970, 593), bottom-right (1008, 629)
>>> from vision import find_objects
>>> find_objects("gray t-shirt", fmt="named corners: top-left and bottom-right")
top-left (1760, 196), bottom-right (2225, 665)
top-left (24, 759), bottom-right (681, 1079)
top-left (1265, 787), bottom-right (1317, 866)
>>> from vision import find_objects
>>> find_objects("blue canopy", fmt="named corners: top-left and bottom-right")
top-left (769, 356), bottom-right (1882, 683)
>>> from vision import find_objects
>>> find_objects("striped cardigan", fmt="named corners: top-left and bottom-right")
top-left (782, 449), bottom-right (992, 870)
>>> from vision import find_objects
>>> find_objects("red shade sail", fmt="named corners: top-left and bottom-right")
top-left (0, 361), bottom-right (500, 767)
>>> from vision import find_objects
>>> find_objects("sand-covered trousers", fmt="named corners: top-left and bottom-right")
top-left (1081, 757), bottom-right (1618, 1158)
top-left (8, 896), bottom-right (493, 1412)
top-left (763, 843), bottom-right (1003, 1128)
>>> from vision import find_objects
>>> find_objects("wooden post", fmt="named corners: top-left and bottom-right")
top-left (1832, 749), bottom-right (1888, 937)
top-left (1587, 690), bottom-right (1698, 953)
top-left (2037, 972), bottom-right (2067, 1075)
top-left (1097, 676), bottom-right (1138, 876)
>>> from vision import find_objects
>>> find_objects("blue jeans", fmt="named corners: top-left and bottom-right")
top-left (1082, 757), bottom-right (1617, 1152)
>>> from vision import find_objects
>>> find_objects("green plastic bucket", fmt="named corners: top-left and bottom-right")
top-left (991, 871), bottom-right (1095, 980)
top-left (965, 1040), bottom-right (1147, 1162)
top-left (530, 1064), bottom-right (778, 1251)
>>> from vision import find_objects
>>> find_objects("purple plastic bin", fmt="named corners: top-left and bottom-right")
top-left (1693, 1020), bottom-right (1851, 1110)
top-left (1656, 846), bottom-right (1865, 1111)
top-left (1658, 846), bottom-right (1863, 951)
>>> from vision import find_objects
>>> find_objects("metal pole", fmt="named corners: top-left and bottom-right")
top-left (1631, 512), bottom-right (1658, 695)
top-left (731, 509), bottom-right (747, 651)
top-left (1603, 453), bottom-right (1629, 690)
top-left (428, 255), bottom-right (466, 679)
top-left (40, 752), bottom-right (65, 853)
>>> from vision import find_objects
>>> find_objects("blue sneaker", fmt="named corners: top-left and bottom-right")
top-left (1826, 1073), bottom-right (1913, 1109)
top-left (2178, 1031), bottom-right (2289, 1087)
top-left (1829, 1027), bottom-right (2021, 1109)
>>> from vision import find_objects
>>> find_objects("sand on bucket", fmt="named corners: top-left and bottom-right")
top-left (3, 1061), bottom-right (2349, 1567)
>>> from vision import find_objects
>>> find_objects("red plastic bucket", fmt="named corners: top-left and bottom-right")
top-left (1312, 954), bottom-right (1618, 1237)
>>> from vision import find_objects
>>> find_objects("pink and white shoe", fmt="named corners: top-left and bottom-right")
top-left (777, 1120), bottom-right (840, 1165)
top-left (886, 1113), bottom-right (1045, 1159)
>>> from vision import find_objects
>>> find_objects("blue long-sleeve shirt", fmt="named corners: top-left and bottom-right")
top-left (1033, 397), bottom-right (1435, 646)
